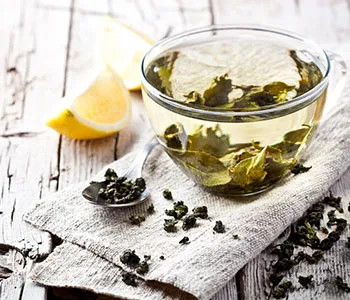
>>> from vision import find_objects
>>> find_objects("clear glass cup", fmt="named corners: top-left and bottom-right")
top-left (140, 25), bottom-right (347, 196)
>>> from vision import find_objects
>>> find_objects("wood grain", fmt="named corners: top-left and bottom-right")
top-left (0, 1), bottom-right (349, 300)
top-left (0, 0), bottom-right (73, 299)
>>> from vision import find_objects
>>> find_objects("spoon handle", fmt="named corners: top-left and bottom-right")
top-left (122, 137), bottom-right (159, 178)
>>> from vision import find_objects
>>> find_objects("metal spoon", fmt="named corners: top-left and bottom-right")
top-left (82, 137), bottom-right (158, 208)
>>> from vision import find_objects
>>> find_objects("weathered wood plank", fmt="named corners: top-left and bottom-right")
top-left (296, 0), bottom-right (350, 45)
top-left (0, 0), bottom-right (73, 299)
top-left (57, 0), bottom-right (120, 190)
top-left (0, 1), bottom-right (348, 300)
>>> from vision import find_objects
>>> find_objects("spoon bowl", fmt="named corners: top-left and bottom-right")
top-left (82, 138), bottom-right (158, 208)
top-left (82, 182), bottom-right (150, 208)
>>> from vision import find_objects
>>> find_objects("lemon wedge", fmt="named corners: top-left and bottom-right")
top-left (98, 17), bottom-right (154, 90)
top-left (46, 69), bottom-right (131, 140)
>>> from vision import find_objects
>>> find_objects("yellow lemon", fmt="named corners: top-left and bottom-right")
top-left (99, 17), bottom-right (154, 90)
top-left (46, 69), bottom-right (131, 140)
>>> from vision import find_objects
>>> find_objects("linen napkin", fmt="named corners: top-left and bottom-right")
top-left (24, 55), bottom-right (350, 299)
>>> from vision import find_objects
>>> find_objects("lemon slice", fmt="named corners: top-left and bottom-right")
top-left (98, 17), bottom-right (154, 91)
top-left (46, 69), bottom-right (131, 140)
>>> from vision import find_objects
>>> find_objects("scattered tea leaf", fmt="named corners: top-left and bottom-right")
top-left (147, 204), bottom-right (155, 214)
top-left (298, 275), bottom-right (313, 288)
top-left (182, 215), bottom-right (197, 231)
top-left (136, 256), bottom-right (151, 275)
top-left (165, 201), bottom-right (188, 219)
top-left (272, 281), bottom-right (293, 299)
top-left (213, 220), bottom-right (225, 233)
top-left (122, 272), bottom-right (138, 287)
top-left (129, 215), bottom-right (145, 225)
top-left (335, 276), bottom-right (350, 293)
top-left (120, 249), bottom-right (140, 267)
top-left (162, 189), bottom-right (173, 200)
top-left (179, 236), bottom-right (190, 245)
top-left (164, 219), bottom-right (178, 233)
top-left (324, 192), bottom-right (343, 213)
top-left (291, 164), bottom-right (312, 175)
top-left (192, 206), bottom-right (208, 219)
top-left (346, 237), bottom-right (350, 248)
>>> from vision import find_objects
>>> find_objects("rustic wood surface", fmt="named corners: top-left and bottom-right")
top-left (0, 0), bottom-right (349, 299)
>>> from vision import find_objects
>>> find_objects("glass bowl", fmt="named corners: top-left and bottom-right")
top-left (140, 25), bottom-right (345, 196)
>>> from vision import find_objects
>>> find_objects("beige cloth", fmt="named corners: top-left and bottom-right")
top-left (24, 55), bottom-right (350, 299)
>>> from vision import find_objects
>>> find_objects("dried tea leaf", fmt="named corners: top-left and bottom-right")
top-left (291, 164), bottom-right (312, 175)
top-left (120, 249), bottom-right (140, 267)
top-left (298, 275), bottom-right (313, 288)
top-left (122, 272), bottom-right (137, 286)
top-left (165, 201), bottom-right (188, 219)
top-left (179, 236), bottom-right (190, 244)
top-left (213, 220), bottom-right (225, 233)
top-left (182, 215), bottom-right (197, 231)
top-left (192, 206), bottom-right (208, 219)
top-left (129, 215), bottom-right (145, 225)
top-left (162, 189), bottom-right (173, 200)
top-left (164, 219), bottom-right (177, 233)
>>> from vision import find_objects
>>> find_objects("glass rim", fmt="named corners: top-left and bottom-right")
top-left (140, 25), bottom-right (330, 118)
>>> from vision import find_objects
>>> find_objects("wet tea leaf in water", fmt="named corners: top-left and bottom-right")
top-left (228, 146), bottom-right (268, 187)
top-left (188, 125), bottom-right (230, 158)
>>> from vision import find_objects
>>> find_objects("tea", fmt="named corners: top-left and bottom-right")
top-left (143, 40), bottom-right (326, 195)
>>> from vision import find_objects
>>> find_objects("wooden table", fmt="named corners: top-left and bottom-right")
top-left (1, 1), bottom-right (349, 299)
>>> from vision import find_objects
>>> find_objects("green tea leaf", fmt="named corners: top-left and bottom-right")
top-left (147, 51), bottom-right (178, 96)
top-left (263, 81), bottom-right (296, 103)
top-left (184, 91), bottom-right (204, 105)
top-left (164, 123), bottom-right (187, 150)
top-left (264, 146), bottom-right (294, 182)
top-left (173, 150), bottom-right (231, 187)
top-left (158, 67), bottom-right (172, 95)
top-left (290, 50), bottom-right (323, 96)
top-left (228, 146), bottom-right (268, 187)
top-left (283, 127), bottom-right (310, 144)
top-left (188, 125), bottom-right (230, 158)
top-left (202, 74), bottom-right (233, 107)
top-left (232, 82), bottom-right (295, 108)
top-left (220, 142), bottom-right (262, 168)
top-left (184, 74), bottom-right (232, 107)
top-left (272, 126), bottom-right (311, 157)
top-left (186, 164), bottom-right (231, 187)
